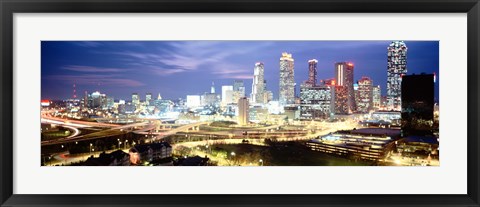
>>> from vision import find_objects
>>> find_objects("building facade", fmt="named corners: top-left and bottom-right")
top-left (251, 62), bottom-right (265, 104)
top-left (357, 76), bottom-right (373, 113)
top-left (300, 85), bottom-right (333, 120)
top-left (387, 41), bottom-right (408, 111)
top-left (221, 85), bottom-right (234, 105)
top-left (132, 93), bottom-right (140, 108)
top-left (373, 85), bottom-right (381, 109)
top-left (279, 52), bottom-right (295, 105)
top-left (305, 59), bottom-right (318, 87)
top-left (237, 97), bottom-right (249, 125)
top-left (334, 62), bottom-right (355, 114)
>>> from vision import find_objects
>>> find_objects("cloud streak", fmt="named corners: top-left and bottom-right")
top-left (62, 65), bottom-right (128, 73)
top-left (45, 74), bottom-right (144, 87)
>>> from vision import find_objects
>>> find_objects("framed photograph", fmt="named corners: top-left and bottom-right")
top-left (1, 0), bottom-right (479, 206)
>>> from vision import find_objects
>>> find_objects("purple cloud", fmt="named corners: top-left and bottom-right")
top-left (62, 65), bottom-right (128, 73)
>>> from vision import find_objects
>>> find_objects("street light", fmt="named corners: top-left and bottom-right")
top-left (259, 159), bottom-right (264, 166)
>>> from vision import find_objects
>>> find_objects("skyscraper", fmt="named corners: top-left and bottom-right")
top-left (387, 41), bottom-right (408, 111)
top-left (305, 59), bottom-right (318, 87)
top-left (211, 81), bottom-right (215, 94)
top-left (334, 62), bottom-right (355, 114)
top-left (373, 85), bottom-right (381, 109)
top-left (237, 97), bottom-right (249, 126)
top-left (233, 80), bottom-right (245, 104)
top-left (279, 52), bottom-right (295, 105)
top-left (357, 77), bottom-right (373, 113)
top-left (251, 62), bottom-right (265, 104)
top-left (146, 93), bottom-right (152, 106)
top-left (401, 73), bottom-right (435, 136)
top-left (132, 93), bottom-right (140, 107)
top-left (300, 84), bottom-right (332, 120)
top-left (222, 85), bottom-right (234, 105)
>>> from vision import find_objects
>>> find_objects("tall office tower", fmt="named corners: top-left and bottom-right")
top-left (211, 81), bottom-right (215, 94)
top-left (251, 62), bottom-right (265, 104)
top-left (146, 93), bottom-right (152, 106)
top-left (237, 97), bottom-right (249, 126)
top-left (233, 80), bottom-right (245, 103)
top-left (334, 86), bottom-right (349, 114)
top-left (387, 41), bottom-right (408, 111)
top-left (357, 76), bottom-right (373, 113)
top-left (401, 73), bottom-right (435, 136)
top-left (83, 91), bottom-right (88, 109)
top-left (305, 59), bottom-right (318, 87)
top-left (353, 83), bottom-right (360, 110)
top-left (157, 93), bottom-right (162, 100)
top-left (300, 84), bottom-right (332, 120)
top-left (279, 52), bottom-right (295, 105)
top-left (222, 85), bottom-right (234, 104)
top-left (373, 85), bottom-right (381, 110)
top-left (334, 62), bottom-right (355, 114)
top-left (132, 93), bottom-right (140, 107)
top-left (91, 91), bottom-right (102, 108)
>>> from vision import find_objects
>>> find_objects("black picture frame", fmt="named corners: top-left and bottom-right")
top-left (1, 0), bottom-right (479, 206)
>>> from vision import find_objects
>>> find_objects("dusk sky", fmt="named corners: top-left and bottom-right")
top-left (41, 41), bottom-right (439, 101)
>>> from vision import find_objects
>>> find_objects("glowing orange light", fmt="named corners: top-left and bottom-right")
top-left (331, 80), bottom-right (336, 85)
top-left (347, 63), bottom-right (354, 66)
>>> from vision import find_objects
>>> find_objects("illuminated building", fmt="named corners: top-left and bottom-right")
top-left (305, 59), bottom-right (318, 87)
top-left (233, 80), bottom-right (245, 103)
top-left (401, 73), bottom-right (435, 136)
top-left (373, 85), bottom-right (381, 109)
top-left (251, 62), bottom-right (265, 103)
top-left (307, 128), bottom-right (400, 161)
top-left (157, 93), bottom-right (162, 100)
top-left (279, 52), bottom-right (295, 105)
top-left (334, 62), bottom-right (355, 114)
top-left (300, 84), bottom-right (333, 120)
top-left (90, 91), bottom-right (102, 108)
top-left (211, 81), bottom-right (215, 94)
top-left (238, 97), bottom-right (249, 125)
top-left (357, 76), bottom-right (373, 113)
top-left (334, 86), bottom-right (348, 114)
top-left (202, 93), bottom-right (220, 107)
top-left (387, 41), bottom-right (408, 111)
top-left (263, 90), bottom-right (273, 103)
top-left (132, 93), bottom-right (140, 108)
top-left (83, 91), bottom-right (88, 109)
top-left (186, 95), bottom-right (201, 108)
top-left (146, 93), bottom-right (152, 106)
top-left (129, 142), bottom-right (172, 165)
top-left (222, 85), bottom-right (234, 105)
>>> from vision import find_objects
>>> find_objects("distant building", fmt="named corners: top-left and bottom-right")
top-left (210, 81), bottom-right (215, 94)
top-left (305, 59), bottom-right (318, 87)
top-left (233, 80), bottom-right (245, 103)
top-left (334, 86), bottom-right (349, 114)
top-left (387, 41), bottom-right (408, 111)
top-left (146, 93), bottom-right (152, 106)
top-left (202, 93), bottom-right (220, 107)
top-left (129, 142), bottom-right (172, 165)
top-left (132, 93), bottom-right (140, 108)
top-left (186, 95), bottom-right (201, 108)
top-left (82, 150), bottom-right (130, 166)
top-left (238, 97), bottom-right (249, 125)
top-left (279, 52), bottom-right (295, 105)
top-left (373, 85), bottom-right (381, 109)
top-left (300, 84), bottom-right (333, 120)
top-left (357, 76), bottom-right (373, 113)
top-left (334, 62), bottom-right (355, 114)
top-left (251, 62), bottom-right (266, 104)
top-left (221, 85), bottom-right (234, 105)
top-left (401, 73), bottom-right (435, 136)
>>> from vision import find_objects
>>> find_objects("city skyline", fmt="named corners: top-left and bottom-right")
top-left (41, 41), bottom-right (439, 101)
